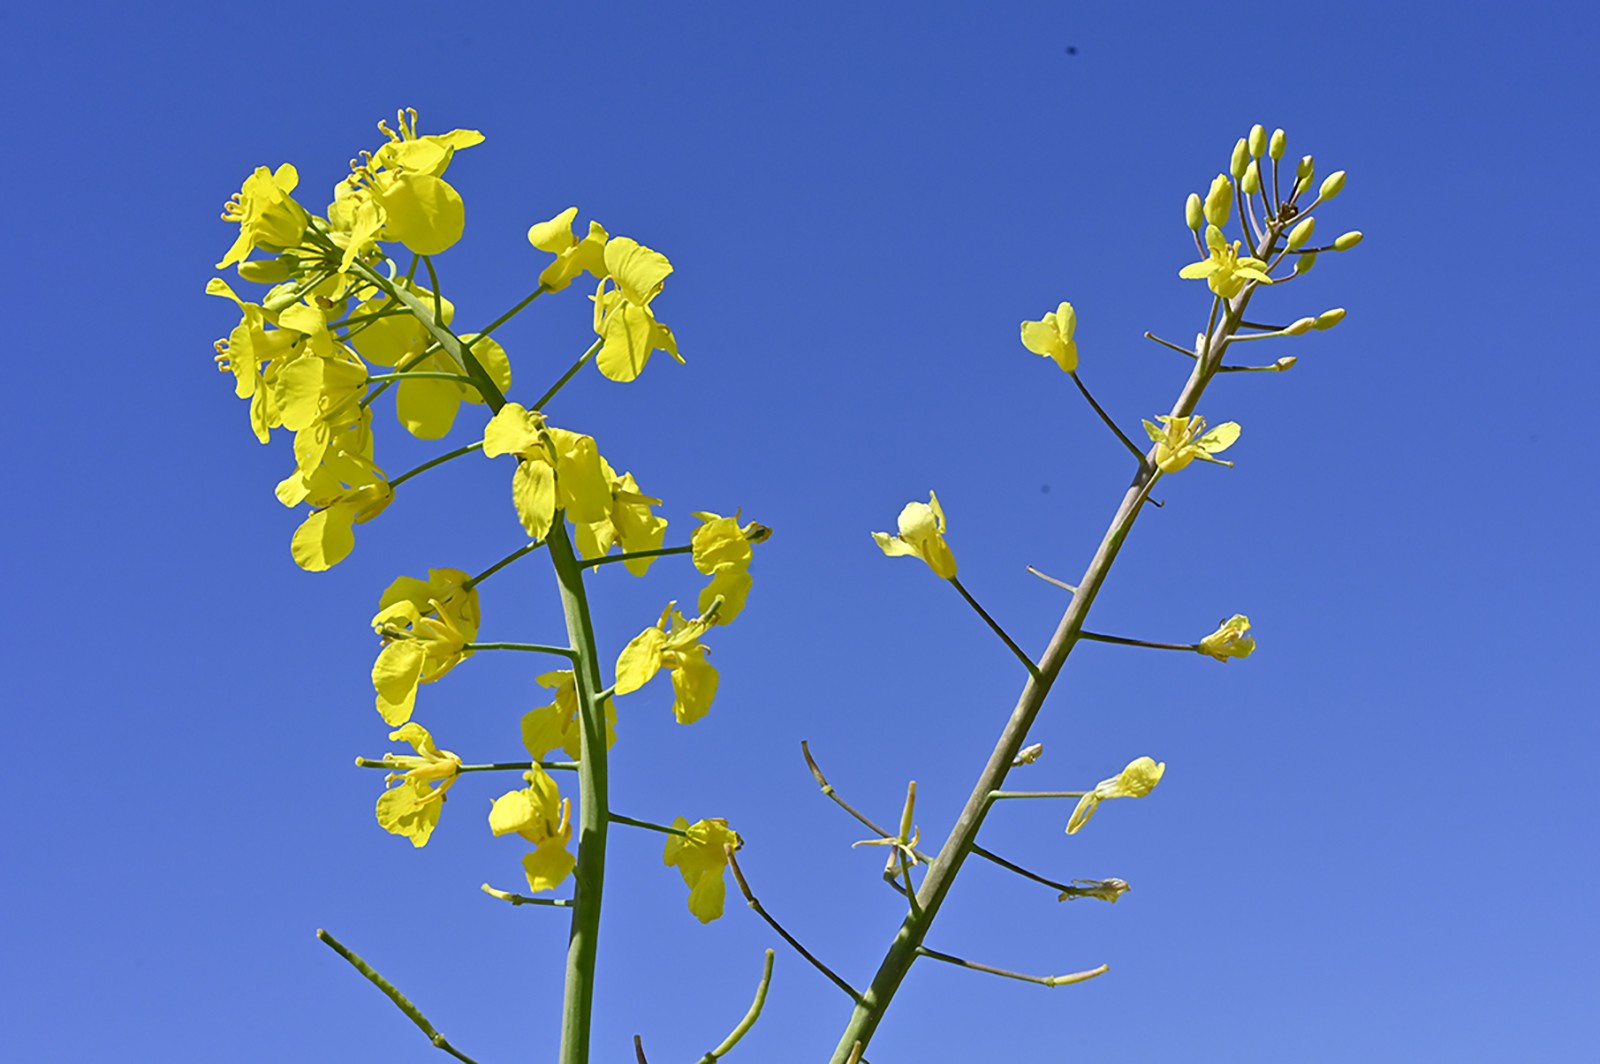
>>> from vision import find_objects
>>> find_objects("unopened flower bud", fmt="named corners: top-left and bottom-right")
top-left (1319, 170), bottom-right (1347, 201)
top-left (1287, 217), bottom-right (1315, 250)
top-left (1013, 743), bottom-right (1045, 766)
top-left (1186, 192), bottom-right (1204, 231)
top-left (1230, 138), bottom-right (1249, 179)
top-left (1269, 128), bottom-right (1286, 160)
top-left (1313, 308), bottom-right (1346, 330)
top-left (1204, 174), bottom-right (1233, 227)
top-left (238, 256), bottom-right (295, 284)
top-left (1333, 230), bottom-right (1363, 251)
top-left (1248, 124), bottom-right (1266, 158)
top-left (1242, 160), bottom-right (1261, 195)
top-left (1274, 356), bottom-right (1298, 371)
top-left (1296, 155), bottom-right (1315, 181)
top-left (1293, 251), bottom-right (1318, 275)
top-left (1285, 317), bottom-right (1316, 336)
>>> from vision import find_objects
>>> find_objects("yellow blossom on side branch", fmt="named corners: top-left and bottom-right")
top-left (521, 669), bottom-right (617, 760)
top-left (489, 768), bottom-right (576, 893)
top-left (217, 164), bottom-right (311, 270)
top-left (615, 604), bottom-right (719, 724)
top-left (1179, 224), bottom-right (1273, 300)
top-left (373, 722), bottom-right (463, 848)
top-left (482, 403), bottom-right (613, 540)
top-left (1198, 615), bottom-right (1256, 662)
top-left (369, 569), bottom-right (480, 725)
top-left (1066, 756), bottom-right (1167, 835)
top-left (1142, 414), bottom-right (1240, 473)
top-left (590, 236), bottom-right (682, 383)
top-left (573, 457), bottom-right (670, 575)
top-left (1019, 301), bottom-right (1079, 372)
top-left (873, 492), bottom-right (958, 579)
top-left (690, 511), bottom-right (771, 624)
top-left (663, 817), bottom-right (742, 923)
top-left (528, 207), bottom-right (609, 292)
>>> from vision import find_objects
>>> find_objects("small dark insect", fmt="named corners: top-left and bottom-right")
top-left (1065, 45), bottom-right (1078, 55)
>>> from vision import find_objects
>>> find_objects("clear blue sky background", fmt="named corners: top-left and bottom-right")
top-left (5, 2), bottom-right (1596, 1061)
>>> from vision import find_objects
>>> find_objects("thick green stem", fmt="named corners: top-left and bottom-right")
top-left (548, 521), bottom-right (610, 1064)
top-left (827, 227), bottom-right (1279, 1061)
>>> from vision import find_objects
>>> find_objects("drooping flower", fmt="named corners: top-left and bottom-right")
top-left (689, 511), bottom-right (771, 624)
top-left (590, 237), bottom-right (682, 382)
top-left (1066, 757), bottom-right (1167, 835)
top-left (1197, 615), bottom-right (1256, 662)
top-left (663, 817), bottom-right (742, 923)
top-left (1179, 224), bottom-right (1274, 299)
top-left (278, 415), bottom-right (392, 571)
top-left (1020, 301), bottom-right (1079, 372)
top-left (373, 722), bottom-right (462, 848)
top-left (872, 492), bottom-right (958, 579)
top-left (339, 109), bottom-right (484, 259)
top-left (488, 767), bottom-right (576, 893)
top-left (370, 570), bottom-right (479, 725)
top-left (615, 604), bottom-right (719, 724)
top-left (1058, 878), bottom-right (1131, 904)
top-left (482, 404), bottom-right (613, 540)
top-left (1141, 414), bottom-right (1241, 473)
top-left (572, 456), bottom-right (670, 575)
top-left (217, 164), bottom-right (311, 269)
top-left (521, 669), bottom-right (617, 760)
top-left (527, 207), bottom-right (609, 292)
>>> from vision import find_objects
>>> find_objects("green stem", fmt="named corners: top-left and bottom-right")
top-left (480, 883), bottom-right (574, 907)
top-left (949, 578), bottom-right (1041, 681)
top-left (725, 848), bottom-right (860, 1003)
top-left (477, 285), bottom-right (547, 339)
top-left (582, 544), bottom-right (694, 568)
top-left (532, 338), bottom-right (603, 410)
top-left (698, 950), bottom-right (776, 1063)
top-left (349, 261), bottom-right (506, 413)
top-left (465, 540), bottom-right (544, 589)
top-left (1077, 631), bottom-right (1200, 653)
top-left (367, 371), bottom-right (479, 386)
top-left (1070, 370), bottom-right (1149, 465)
top-left (913, 946), bottom-right (1108, 989)
top-left (463, 642), bottom-right (576, 657)
top-left (549, 520), bottom-right (611, 1064)
top-left (609, 812), bottom-right (688, 837)
top-left (987, 790), bottom-right (1088, 801)
top-left (355, 758), bottom-right (578, 774)
top-left (390, 442), bottom-right (484, 490)
top-left (828, 220), bottom-right (1278, 1063)
top-left (315, 929), bottom-right (480, 1063)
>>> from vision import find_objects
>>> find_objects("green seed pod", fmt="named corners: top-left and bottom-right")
top-left (1269, 128), bottom-right (1287, 161)
top-left (1242, 160), bottom-right (1261, 195)
top-left (1333, 230), bottom-right (1363, 251)
top-left (1287, 217), bottom-right (1316, 250)
top-left (1320, 170), bottom-right (1347, 201)
top-left (1186, 192), bottom-right (1204, 231)
top-left (1314, 308), bottom-right (1347, 330)
top-left (1204, 173), bottom-right (1233, 227)
top-left (1230, 138), bottom-right (1250, 179)
top-left (1293, 250), bottom-right (1319, 275)
top-left (1285, 317), bottom-right (1316, 336)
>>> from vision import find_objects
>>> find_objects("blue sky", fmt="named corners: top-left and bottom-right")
top-left (5, 2), bottom-right (1596, 1061)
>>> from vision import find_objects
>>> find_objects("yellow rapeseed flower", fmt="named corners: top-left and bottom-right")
top-left (1198, 615), bottom-right (1256, 661)
top-left (1179, 224), bottom-right (1273, 299)
top-left (373, 722), bottom-right (463, 848)
top-left (1066, 756), bottom-right (1166, 835)
top-left (217, 164), bottom-right (310, 269)
top-left (521, 669), bottom-right (617, 761)
top-left (663, 817), bottom-right (742, 923)
top-left (873, 492), bottom-right (958, 579)
top-left (1141, 414), bottom-right (1241, 473)
top-left (1020, 301), bottom-right (1079, 372)
top-left (615, 605), bottom-right (719, 724)
top-left (489, 768), bottom-right (576, 894)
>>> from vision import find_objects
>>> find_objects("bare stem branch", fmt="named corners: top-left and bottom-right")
top-left (725, 847), bottom-right (860, 1002)
top-left (315, 929), bottom-right (481, 1063)
top-left (915, 945), bottom-right (1109, 988)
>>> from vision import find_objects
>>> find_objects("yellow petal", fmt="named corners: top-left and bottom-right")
top-left (512, 459), bottom-right (557, 540)
top-left (522, 838), bottom-right (577, 893)
top-left (615, 626), bottom-right (667, 695)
